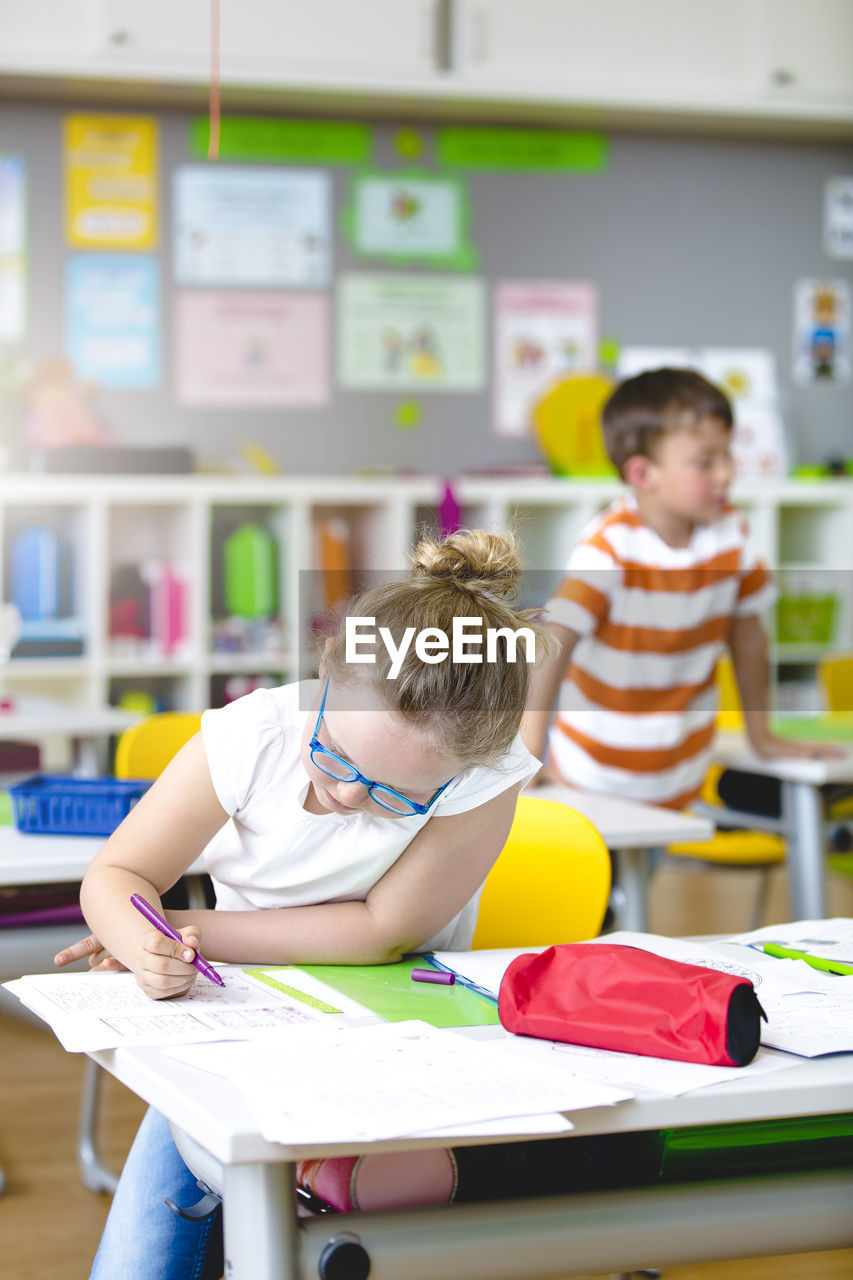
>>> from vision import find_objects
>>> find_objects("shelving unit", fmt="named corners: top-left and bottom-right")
top-left (1, 0), bottom-right (851, 137)
top-left (1, 473), bottom-right (850, 714)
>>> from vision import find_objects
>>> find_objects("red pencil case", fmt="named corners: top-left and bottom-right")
top-left (499, 943), bottom-right (766, 1067)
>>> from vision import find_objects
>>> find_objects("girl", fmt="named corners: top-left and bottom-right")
top-left (58, 528), bottom-right (543, 1280)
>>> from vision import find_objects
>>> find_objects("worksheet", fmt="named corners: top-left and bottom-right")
top-left (167, 1019), bottom-right (631, 1144)
top-left (3, 967), bottom-right (335, 1052)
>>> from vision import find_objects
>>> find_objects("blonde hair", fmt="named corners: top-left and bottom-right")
top-left (325, 529), bottom-right (546, 767)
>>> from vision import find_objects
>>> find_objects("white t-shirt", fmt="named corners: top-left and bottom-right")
top-left (200, 681), bottom-right (538, 951)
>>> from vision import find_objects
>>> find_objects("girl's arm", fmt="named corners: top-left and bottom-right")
top-left (166, 783), bottom-right (523, 967)
top-left (79, 734), bottom-right (229, 999)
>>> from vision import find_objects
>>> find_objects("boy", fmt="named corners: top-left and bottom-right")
top-left (523, 367), bottom-right (838, 808)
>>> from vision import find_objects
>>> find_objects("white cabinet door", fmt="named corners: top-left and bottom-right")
top-left (99, 0), bottom-right (441, 80)
top-left (0, 0), bottom-right (100, 64)
top-left (452, 0), bottom-right (757, 104)
top-left (755, 0), bottom-right (853, 104)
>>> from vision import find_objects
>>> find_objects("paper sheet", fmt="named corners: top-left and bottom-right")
top-left (499, 1036), bottom-right (793, 1096)
top-left (3, 966), bottom-right (332, 1052)
top-left (165, 1019), bottom-right (629, 1144)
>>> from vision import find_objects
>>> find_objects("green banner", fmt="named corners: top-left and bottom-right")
top-left (436, 127), bottom-right (608, 172)
top-left (189, 116), bottom-right (372, 165)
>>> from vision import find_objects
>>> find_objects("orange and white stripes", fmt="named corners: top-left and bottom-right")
top-left (547, 495), bottom-right (774, 808)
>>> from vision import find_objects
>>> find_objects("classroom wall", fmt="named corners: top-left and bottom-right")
top-left (2, 98), bottom-right (852, 476)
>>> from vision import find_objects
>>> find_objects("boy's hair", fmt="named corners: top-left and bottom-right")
top-left (602, 367), bottom-right (734, 477)
top-left (325, 529), bottom-right (547, 768)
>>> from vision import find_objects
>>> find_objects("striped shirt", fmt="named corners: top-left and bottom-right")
top-left (546, 494), bottom-right (775, 808)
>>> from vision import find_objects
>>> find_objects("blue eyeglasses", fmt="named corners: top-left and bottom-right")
top-left (309, 679), bottom-right (453, 816)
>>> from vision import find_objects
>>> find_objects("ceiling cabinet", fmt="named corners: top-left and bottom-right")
top-left (0, 0), bottom-right (851, 135)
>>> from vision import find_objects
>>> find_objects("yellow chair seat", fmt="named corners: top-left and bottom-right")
top-left (668, 830), bottom-right (786, 867)
top-left (472, 796), bottom-right (611, 950)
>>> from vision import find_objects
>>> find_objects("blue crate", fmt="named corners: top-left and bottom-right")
top-left (9, 775), bottom-right (151, 837)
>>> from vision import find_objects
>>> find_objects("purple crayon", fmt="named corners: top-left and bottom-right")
top-left (130, 893), bottom-right (225, 988)
top-left (411, 968), bottom-right (455, 985)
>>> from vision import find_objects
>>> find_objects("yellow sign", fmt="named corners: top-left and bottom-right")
top-left (65, 114), bottom-right (158, 249)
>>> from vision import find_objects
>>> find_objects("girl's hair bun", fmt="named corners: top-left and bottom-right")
top-left (409, 529), bottom-right (521, 601)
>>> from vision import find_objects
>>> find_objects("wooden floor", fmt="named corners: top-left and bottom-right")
top-left (2, 862), bottom-right (853, 1280)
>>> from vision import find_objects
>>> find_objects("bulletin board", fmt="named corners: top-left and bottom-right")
top-left (1, 99), bottom-right (852, 476)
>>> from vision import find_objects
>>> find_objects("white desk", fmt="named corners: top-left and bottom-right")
top-left (713, 734), bottom-right (853, 920)
top-left (0, 828), bottom-right (207, 1194)
top-left (0, 828), bottom-right (207, 893)
top-left (535, 783), bottom-right (714, 931)
top-left (90, 1024), bottom-right (853, 1280)
top-left (0, 695), bottom-right (139, 774)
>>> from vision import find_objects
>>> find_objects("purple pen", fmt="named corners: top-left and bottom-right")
top-left (130, 893), bottom-right (225, 988)
top-left (411, 968), bottom-right (455, 985)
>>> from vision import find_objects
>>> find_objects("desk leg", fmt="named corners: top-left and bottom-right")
top-left (77, 1058), bottom-right (118, 1194)
top-left (782, 780), bottom-right (827, 920)
top-left (609, 848), bottom-right (649, 932)
top-left (71, 736), bottom-right (103, 777)
top-left (222, 1160), bottom-right (298, 1280)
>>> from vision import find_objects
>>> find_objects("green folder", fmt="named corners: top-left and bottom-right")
top-left (276, 957), bottom-right (501, 1028)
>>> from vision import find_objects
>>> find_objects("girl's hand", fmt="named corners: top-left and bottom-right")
top-left (54, 934), bottom-right (127, 973)
top-left (134, 923), bottom-right (204, 1001)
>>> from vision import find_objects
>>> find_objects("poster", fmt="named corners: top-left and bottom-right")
top-left (618, 345), bottom-right (788, 479)
top-left (174, 166), bottom-right (330, 287)
top-left (793, 278), bottom-right (851, 387)
top-left (0, 154), bottom-right (26, 342)
top-left (65, 255), bottom-right (160, 388)
top-left (175, 290), bottom-right (330, 407)
top-left (64, 114), bottom-right (158, 249)
top-left (493, 280), bottom-right (598, 436)
top-left (343, 171), bottom-right (475, 269)
top-left (338, 273), bottom-right (485, 391)
top-left (823, 176), bottom-right (853, 260)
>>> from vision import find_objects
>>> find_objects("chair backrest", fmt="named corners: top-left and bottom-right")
top-left (114, 711), bottom-right (203, 779)
top-left (715, 654), bottom-right (743, 731)
top-left (818, 653), bottom-right (853, 713)
top-left (471, 796), bottom-right (611, 950)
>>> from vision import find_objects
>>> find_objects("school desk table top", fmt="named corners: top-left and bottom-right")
top-left (89, 1004), bottom-right (853, 1280)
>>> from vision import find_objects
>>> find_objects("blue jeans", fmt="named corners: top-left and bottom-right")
top-left (90, 1107), bottom-right (222, 1280)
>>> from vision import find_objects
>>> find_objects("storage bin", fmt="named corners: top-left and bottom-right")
top-left (9, 775), bottom-right (150, 837)
top-left (775, 593), bottom-right (837, 644)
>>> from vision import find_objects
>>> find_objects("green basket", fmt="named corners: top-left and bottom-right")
top-left (775, 593), bottom-right (837, 644)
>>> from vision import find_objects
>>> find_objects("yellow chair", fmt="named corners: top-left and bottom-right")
top-left (818, 653), bottom-right (853, 879)
top-left (665, 656), bottom-right (786, 930)
top-left (78, 710), bottom-right (204, 1193)
top-left (472, 796), bottom-right (611, 949)
top-left (818, 652), bottom-right (853, 713)
top-left (114, 710), bottom-right (203, 779)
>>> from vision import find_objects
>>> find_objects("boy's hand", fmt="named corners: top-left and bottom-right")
top-left (54, 934), bottom-right (127, 972)
top-left (749, 732), bottom-right (846, 761)
top-left (135, 924), bottom-right (203, 1001)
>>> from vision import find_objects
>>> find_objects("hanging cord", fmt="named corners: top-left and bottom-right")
top-left (208, 0), bottom-right (221, 160)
